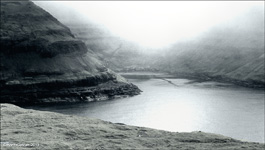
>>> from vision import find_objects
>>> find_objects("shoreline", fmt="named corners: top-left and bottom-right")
top-left (1, 74), bottom-right (141, 104)
top-left (118, 71), bottom-right (265, 89)
top-left (1, 103), bottom-right (264, 150)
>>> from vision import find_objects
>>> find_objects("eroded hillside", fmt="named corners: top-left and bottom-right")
top-left (0, 1), bottom-right (141, 104)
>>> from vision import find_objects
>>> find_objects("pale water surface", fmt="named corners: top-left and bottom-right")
top-left (25, 78), bottom-right (264, 143)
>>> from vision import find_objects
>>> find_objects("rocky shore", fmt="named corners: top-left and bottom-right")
top-left (1, 81), bottom-right (141, 104)
top-left (1, 104), bottom-right (264, 150)
top-left (0, 70), bottom-right (141, 104)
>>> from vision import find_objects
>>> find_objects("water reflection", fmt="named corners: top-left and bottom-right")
top-left (25, 78), bottom-right (265, 143)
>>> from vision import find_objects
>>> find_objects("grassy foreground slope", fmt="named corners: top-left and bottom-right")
top-left (1, 104), bottom-right (264, 150)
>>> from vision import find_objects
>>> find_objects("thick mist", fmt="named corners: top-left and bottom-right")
top-left (1, 1), bottom-right (264, 147)
top-left (33, 1), bottom-right (264, 86)
top-left (34, 1), bottom-right (263, 52)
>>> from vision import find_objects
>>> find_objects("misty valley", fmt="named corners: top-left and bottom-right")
top-left (0, 1), bottom-right (264, 150)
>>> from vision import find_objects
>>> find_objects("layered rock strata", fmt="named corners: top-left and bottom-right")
top-left (0, 1), bottom-right (141, 104)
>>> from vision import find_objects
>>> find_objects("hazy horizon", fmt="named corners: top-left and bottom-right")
top-left (34, 1), bottom-right (264, 52)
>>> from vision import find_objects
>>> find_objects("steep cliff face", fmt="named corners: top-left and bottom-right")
top-left (0, 1), bottom-right (140, 104)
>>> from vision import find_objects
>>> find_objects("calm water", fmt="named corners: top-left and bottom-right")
top-left (25, 78), bottom-right (264, 143)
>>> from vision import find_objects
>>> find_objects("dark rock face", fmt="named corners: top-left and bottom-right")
top-left (0, 1), bottom-right (77, 56)
top-left (0, 1), bottom-right (141, 104)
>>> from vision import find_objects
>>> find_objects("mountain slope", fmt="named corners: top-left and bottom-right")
top-left (61, 22), bottom-right (152, 72)
top-left (33, 2), bottom-right (264, 88)
top-left (157, 7), bottom-right (264, 88)
top-left (32, 1), bottom-right (154, 72)
top-left (0, 1), bottom-right (140, 103)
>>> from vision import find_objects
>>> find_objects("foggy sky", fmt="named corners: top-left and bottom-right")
top-left (34, 1), bottom-right (264, 51)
